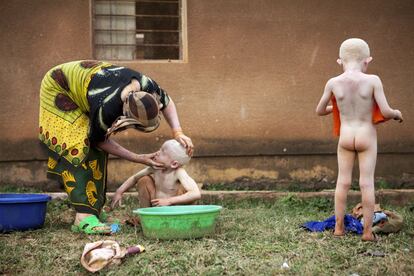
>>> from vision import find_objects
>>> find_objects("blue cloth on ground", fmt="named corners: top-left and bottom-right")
top-left (302, 214), bottom-right (363, 235)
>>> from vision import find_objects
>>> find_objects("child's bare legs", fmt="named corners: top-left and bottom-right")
top-left (136, 176), bottom-right (156, 208)
top-left (357, 143), bottom-right (377, 241)
top-left (335, 145), bottom-right (355, 236)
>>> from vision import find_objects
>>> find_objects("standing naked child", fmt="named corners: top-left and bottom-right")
top-left (111, 139), bottom-right (201, 209)
top-left (316, 38), bottom-right (403, 241)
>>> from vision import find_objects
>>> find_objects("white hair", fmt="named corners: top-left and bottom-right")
top-left (339, 38), bottom-right (370, 62)
top-left (163, 139), bottom-right (191, 166)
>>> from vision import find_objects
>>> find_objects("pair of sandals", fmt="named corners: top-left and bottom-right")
top-left (71, 214), bottom-right (120, 235)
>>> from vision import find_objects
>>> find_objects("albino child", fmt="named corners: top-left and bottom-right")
top-left (111, 139), bottom-right (201, 208)
top-left (316, 38), bottom-right (403, 241)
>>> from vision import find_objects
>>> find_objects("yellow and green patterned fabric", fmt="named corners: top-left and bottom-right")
top-left (39, 60), bottom-right (111, 166)
top-left (47, 147), bottom-right (107, 216)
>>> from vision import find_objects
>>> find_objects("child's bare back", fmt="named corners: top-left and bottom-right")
top-left (330, 72), bottom-right (379, 152)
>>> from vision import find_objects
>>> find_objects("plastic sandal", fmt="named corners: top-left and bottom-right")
top-left (71, 215), bottom-right (114, 235)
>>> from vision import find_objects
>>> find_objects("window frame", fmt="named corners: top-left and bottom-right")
top-left (90, 0), bottom-right (188, 63)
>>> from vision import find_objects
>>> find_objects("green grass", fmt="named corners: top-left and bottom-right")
top-left (0, 185), bottom-right (43, 193)
top-left (0, 196), bottom-right (413, 275)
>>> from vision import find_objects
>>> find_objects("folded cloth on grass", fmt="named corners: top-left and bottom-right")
top-left (81, 240), bottom-right (145, 273)
top-left (351, 203), bottom-right (403, 233)
top-left (302, 214), bottom-right (363, 235)
top-left (372, 210), bottom-right (403, 234)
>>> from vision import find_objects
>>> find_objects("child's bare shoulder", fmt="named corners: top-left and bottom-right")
top-left (175, 168), bottom-right (193, 181)
top-left (352, 73), bottom-right (382, 88)
top-left (175, 167), bottom-right (188, 176)
top-left (144, 166), bottom-right (155, 175)
top-left (325, 75), bottom-right (340, 89)
top-left (328, 75), bottom-right (340, 81)
top-left (365, 73), bottom-right (381, 84)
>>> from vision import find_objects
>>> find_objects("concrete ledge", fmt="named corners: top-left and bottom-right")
top-left (44, 189), bottom-right (414, 207)
top-left (200, 190), bottom-right (414, 206)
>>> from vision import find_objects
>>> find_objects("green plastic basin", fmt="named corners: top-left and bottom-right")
top-left (133, 205), bottom-right (222, 239)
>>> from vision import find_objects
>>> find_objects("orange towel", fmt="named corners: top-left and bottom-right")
top-left (331, 96), bottom-right (387, 136)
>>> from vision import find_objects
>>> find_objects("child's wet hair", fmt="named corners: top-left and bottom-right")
top-left (339, 38), bottom-right (370, 62)
top-left (163, 139), bottom-right (191, 166)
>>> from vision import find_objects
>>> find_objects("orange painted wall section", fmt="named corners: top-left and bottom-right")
top-left (0, 0), bottom-right (413, 164)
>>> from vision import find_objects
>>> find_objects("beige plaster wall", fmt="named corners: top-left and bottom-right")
top-left (0, 0), bottom-right (413, 187)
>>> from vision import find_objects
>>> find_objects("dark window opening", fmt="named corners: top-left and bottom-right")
top-left (93, 0), bottom-right (185, 61)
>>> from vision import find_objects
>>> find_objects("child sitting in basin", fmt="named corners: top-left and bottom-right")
top-left (316, 38), bottom-right (403, 241)
top-left (111, 139), bottom-right (201, 208)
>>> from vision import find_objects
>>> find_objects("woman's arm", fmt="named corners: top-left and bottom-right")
top-left (162, 98), bottom-right (194, 155)
top-left (97, 138), bottom-right (164, 168)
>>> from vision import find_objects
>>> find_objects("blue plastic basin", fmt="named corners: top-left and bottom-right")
top-left (0, 193), bottom-right (51, 232)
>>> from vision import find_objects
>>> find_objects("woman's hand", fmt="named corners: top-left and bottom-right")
top-left (161, 99), bottom-right (194, 156)
top-left (136, 152), bottom-right (165, 169)
top-left (98, 139), bottom-right (166, 167)
top-left (174, 131), bottom-right (194, 156)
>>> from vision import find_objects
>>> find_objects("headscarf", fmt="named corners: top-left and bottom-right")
top-left (106, 91), bottom-right (161, 137)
